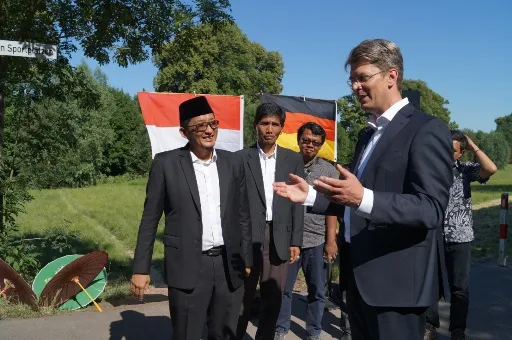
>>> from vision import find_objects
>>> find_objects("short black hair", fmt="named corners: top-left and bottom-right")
top-left (297, 122), bottom-right (326, 144)
top-left (254, 103), bottom-right (286, 126)
top-left (180, 118), bottom-right (192, 128)
top-left (450, 130), bottom-right (467, 150)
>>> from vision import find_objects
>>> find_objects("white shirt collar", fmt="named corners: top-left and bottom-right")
top-left (367, 97), bottom-right (409, 130)
top-left (257, 143), bottom-right (277, 159)
top-left (190, 149), bottom-right (217, 165)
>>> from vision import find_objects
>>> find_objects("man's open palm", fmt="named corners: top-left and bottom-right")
top-left (273, 174), bottom-right (309, 203)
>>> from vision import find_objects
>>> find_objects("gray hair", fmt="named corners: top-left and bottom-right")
top-left (344, 39), bottom-right (404, 90)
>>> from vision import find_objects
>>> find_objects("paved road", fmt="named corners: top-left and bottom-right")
top-left (1, 263), bottom-right (511, 340)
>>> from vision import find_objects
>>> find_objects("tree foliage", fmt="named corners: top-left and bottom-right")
top-left (495, 113), bottom-right (512, 163)
top-left (153, 22), bottom-right (284, 102)
top-left (4, 63), bottom-right (151, 189)
top-left (462, 129), bottom-right (511, 169)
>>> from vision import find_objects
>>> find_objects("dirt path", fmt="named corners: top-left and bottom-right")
top-left (473, 199), bottom-right (501, 210)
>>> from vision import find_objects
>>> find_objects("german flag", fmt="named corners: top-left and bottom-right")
top-left (260, 94), bottom-right (338, 161)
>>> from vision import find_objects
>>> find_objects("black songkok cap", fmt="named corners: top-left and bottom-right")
top-left (179, 96), bottom-right (214, 123)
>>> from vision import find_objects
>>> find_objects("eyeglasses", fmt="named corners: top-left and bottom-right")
top-left (300, 138), bottom-right (323, 147)
top-left (187, 119), bottom-right (219, 132)
top-left (347, 70), bottom-right (385, 87)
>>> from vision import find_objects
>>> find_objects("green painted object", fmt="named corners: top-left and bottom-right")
top-left (32, 254), bottom-right (107, 311)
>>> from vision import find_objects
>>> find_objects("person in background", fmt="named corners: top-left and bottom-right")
top-left (424, 130), bottom-right (497, 340)
top-left (275, 122), bottom-right (339, 340)
top-left (236, 102), bottom-right (305, 340)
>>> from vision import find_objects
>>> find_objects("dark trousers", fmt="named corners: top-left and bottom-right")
top-left (276, 243), bottom-right (327, 337)
top-left (169, 251), bottom-right (244, 340)
top-left (426, 241), bottom-right (471, 332)
top-left (237, 223), bottom-right (288, 340)
top-left (343, 245), bottom-right (426, 340)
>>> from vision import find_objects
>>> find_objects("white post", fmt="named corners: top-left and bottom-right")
top-left (498, 192), bottom-right (509, 267)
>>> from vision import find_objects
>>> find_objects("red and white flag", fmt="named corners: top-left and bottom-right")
top-left (137, 92), bottom-right (244, 158)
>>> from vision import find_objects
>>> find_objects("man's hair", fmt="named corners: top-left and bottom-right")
top-left (345, 39), bottom-right (404, 90)
top-left (180, 118), bottom-right (192, 128)
top-left (254, 102), bottom-right (286, 126)
top-left (297, 122), bottom-right (326, 144)
top-left (450, 130), bottom-right (468, 150)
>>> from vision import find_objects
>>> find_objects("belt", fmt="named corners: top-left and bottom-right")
top-left (202, 246), bottom-right (224, 256)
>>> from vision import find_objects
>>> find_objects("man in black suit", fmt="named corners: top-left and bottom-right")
top-left (273, 39), bottom-right (453, 340)
top-left (130, 96), bottom-right (252, 340)
top-left (236, 103), bottom-right (304, 340)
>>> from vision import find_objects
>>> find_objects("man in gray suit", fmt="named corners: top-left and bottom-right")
top-left (130, 96), bottom-right (252, 340)
top-left (236, 102), bottom-right (304, 340)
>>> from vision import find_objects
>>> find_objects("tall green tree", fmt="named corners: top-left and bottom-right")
top-left (0, 0), bottom-right (232, 230)
top-left (495, 113), bottom-right (512, 163)
top-left (153, 22), bottom-right (284, 147)
top-left (154, 22), bottom-right (284, 101)
top-left (402, 79), bottom-right (458, 128)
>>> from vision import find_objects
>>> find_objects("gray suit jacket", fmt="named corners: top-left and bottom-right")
top-left (237, 144), bottom-right (304, 261)
top-left (132, 145), bottom-right (252, 290)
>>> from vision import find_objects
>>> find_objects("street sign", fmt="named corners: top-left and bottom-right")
top-left (0, 39), bottom-right (57, 60)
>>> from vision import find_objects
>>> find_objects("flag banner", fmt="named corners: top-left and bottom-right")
top-left (138, 92), bottom-right (244, 158)
top-left (260, 94), bottom-right (337, 161)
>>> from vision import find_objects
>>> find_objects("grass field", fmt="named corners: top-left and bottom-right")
top-left (13, 165), bottom-right (512, 270)
top-left (1, 165), bottom-right (510, 317)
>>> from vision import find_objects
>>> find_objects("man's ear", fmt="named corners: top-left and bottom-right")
top-left (387, 68), bottom-right (399, 88)
top-left (179, 127), bottom-right (188, 139)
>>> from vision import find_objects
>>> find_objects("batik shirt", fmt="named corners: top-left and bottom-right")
top-left (443, 161), bottom-right (488, 243)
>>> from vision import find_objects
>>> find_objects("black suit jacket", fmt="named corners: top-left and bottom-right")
top-left (132, 145), bottom-right (252, 290)
top-left (312, 104), bottom-right (453, 307)
top-left (236, 145), bottom-right (304, 261)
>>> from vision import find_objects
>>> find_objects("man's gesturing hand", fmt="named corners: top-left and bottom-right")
top-left (313, 165), bottom-right (364, 208)
top-left (273, 174), bottom-right (309, 204)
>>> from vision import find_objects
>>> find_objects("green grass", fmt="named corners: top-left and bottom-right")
top-left (16, 178), bottom-right (165, 279)
top-left (471, 165), bottom-right (512, 205)
top-left (3, 166), bottom-right (510, 317)
top-left (0, 280), bottom-right (130, 319)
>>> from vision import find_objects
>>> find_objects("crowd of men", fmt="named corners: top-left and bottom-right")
top-left (129, 38), bottom-right (497, 340)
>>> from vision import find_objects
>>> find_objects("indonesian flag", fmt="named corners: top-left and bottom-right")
top-left (260, 94), bottom-right (338, 161)
top-left (137, 92), bottom-right (244, 158)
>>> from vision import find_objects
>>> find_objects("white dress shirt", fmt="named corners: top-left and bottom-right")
top-left (191, 150), bottom-right (224, 251)
top-left (304, 98), bottom-right (409, 242)
top-left (257, 143), bottom-right (277, 221)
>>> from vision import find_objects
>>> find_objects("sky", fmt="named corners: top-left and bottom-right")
top-left (70, 0), bottom-right (511, 132)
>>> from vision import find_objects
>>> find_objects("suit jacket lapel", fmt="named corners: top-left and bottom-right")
top-left (351, 128), bottom-right (375, 173)
top-left (247, 145), bottom-right (266, 207)
top-left (273, 145), bottom-right (290, 213)
top-left (216, 152), bottom-right (229, 220)
top-left (179, 147), bottom-right (201, 215)
top-left (274, 145), bottom-right (289, 181)
top-left (360, 105), bottom-right (412, 182)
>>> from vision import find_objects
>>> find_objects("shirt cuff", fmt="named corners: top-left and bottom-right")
top-left (303, 185), bottom-right (317, 206)
top-left (354, 188), bottom-right (373, 219)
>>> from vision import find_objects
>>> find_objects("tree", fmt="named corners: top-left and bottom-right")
top-left (402, 79), bottom-right (456, 126)
top-left (153, 22), bottom-right (284, 102)
top-left (478, 132), bottom-right (511, 169)
top-left (495, 113), bottom-right (512, 163)
top-left (0, 0), bottom-right (232, 229)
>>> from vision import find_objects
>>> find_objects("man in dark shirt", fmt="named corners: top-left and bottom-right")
top-left (424, 130), bottom-right (497, 340)
top-left (275, 123), bottom-right (338, 340)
